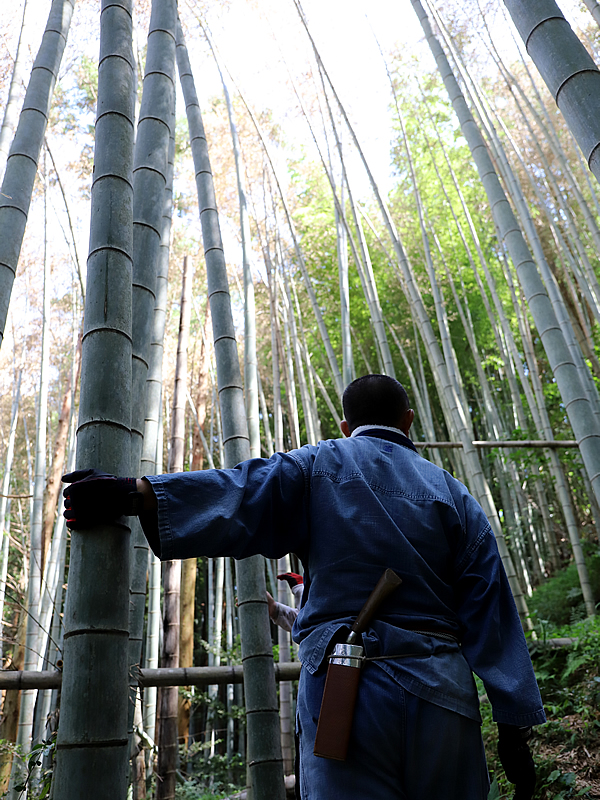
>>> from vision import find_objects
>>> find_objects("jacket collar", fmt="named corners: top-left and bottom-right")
top-left (352, 425), bottom-right (418, 453)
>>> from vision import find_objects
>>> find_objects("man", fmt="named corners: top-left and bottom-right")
top-left (63, 374), bottom-right (545, 800)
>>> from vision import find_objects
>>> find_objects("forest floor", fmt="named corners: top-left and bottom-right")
top-left (483, 615), bottom-right (600, 799)
top-left (534, 711), bottom-right (600, 797)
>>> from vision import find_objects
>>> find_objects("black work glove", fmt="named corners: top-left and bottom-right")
top-left (62, 469), bottom-right (143, 529)
top-left (497, 723), bottom-right (536, 800)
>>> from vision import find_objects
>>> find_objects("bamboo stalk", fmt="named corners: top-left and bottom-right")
top-left (176, 20), bottom-right (285, 799)
top-left (128, 3), bottom-right (177, 752)
top-left (53, 1), bottom-right (135, 795)
top-left (0, 0), bottom-right (36, 179)
top-left (414, 0), bottom-right (600, 518)
top-left (0, 371), bottom-right (21, 665)
top-left (9, 158), bottom-right (51, 797)
top-left (0, 0), bottom-right (74, 347)
top-left (504, 0), bottom-right (600, 185)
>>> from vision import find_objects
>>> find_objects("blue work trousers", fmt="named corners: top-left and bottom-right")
top-left (297, 662), bottom-right (490, 800)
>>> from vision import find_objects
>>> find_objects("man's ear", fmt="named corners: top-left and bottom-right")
top-left (402, 409), bottom-right (415, 435)
top-left (340, 420), bottom-right (351, 438)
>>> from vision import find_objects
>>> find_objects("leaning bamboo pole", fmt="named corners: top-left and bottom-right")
top-left (414, 0), bottom-right (600, 515)
top-left (8, 165), bottom-right (51, 798)
top-left (0, 0), bottom-right (74, 348)
top-left (425, 50), bottom-right (599, 588)
top-left (0, 0), bottom-right (36, 180)
top-left (436, 14), bottom-right (600, 423)
top-left (298, 67), bottom-right (395, 380)
top-left (52, 1), bottom-right (135, 796)
top-left (204, 31), bottom-right (262, 460)
top-left (238, 92), bottom-right (344, 399)
top-left (176, 20), bottom-right (285, 799)
top-left (0, 371), bottom-right (21, 665)
top-left (504, 0), bottom-right (600, 186)
top-left (582, 0), bottom-right (600, 27)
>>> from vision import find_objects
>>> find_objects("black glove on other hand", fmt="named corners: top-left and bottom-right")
top-left (497, 723), bottom-right (536, 800)
top-left (62, 468), bottom-right (143, 529)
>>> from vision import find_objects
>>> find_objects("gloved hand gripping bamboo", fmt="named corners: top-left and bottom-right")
top-left (313, 569), bottom-right (402, 761)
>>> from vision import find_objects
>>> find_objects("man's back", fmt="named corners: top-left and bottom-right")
top-left (290, 431), bottom-right (488, 643)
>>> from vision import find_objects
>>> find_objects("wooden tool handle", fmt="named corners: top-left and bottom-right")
top-left (348, 569), bottom-right (402, 641)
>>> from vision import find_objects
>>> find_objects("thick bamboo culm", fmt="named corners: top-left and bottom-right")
top-left (0, 663), bottom-right (303, 690)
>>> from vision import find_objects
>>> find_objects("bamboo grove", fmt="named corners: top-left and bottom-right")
top-left (0, 0), bottom-right (599, 797)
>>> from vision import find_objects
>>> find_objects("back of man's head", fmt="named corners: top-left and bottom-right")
top-left (342, 374), bottom-right (410, 432)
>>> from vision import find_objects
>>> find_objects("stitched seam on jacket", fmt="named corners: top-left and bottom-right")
top-left (455, 522), bottom-right (492, 570)
top-left (288, 452), bottom-right (311, 514)
top-left (312, 470), bottom-right (453, 502)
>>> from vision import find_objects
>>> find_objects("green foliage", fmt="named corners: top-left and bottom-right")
top-left (1, 733), bottom-right (57, 800)
top-left (486, 778), bottom-right (503, 800)
top-left (536, 767), bottom-right (592, 799)
top-left (174, 751), bottom-right (245, 799)
top-left (529, 549), bottom-right (600, 626)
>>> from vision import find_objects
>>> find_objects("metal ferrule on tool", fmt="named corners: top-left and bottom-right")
top-left (328, 643), bottom-right (364, 668)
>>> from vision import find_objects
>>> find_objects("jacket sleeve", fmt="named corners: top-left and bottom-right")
top-left (143, 450), bottom-right (313, 561)
top-left (453, 494), bottom-right (546, 726)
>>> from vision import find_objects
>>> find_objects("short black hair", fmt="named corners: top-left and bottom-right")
top-left (342, 374), bottom-right (410, 432)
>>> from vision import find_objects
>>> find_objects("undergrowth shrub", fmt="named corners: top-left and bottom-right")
top-left (529, 546), bottom-right (600, 626)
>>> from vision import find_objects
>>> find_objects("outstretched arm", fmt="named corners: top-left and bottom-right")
top-left (137, 478), bottom-right (158, 511)
top-left (62, 449), bottom-right (312, 562)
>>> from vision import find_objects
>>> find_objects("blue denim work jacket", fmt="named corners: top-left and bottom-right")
top-left (146, 428), bottom-right (546, 727)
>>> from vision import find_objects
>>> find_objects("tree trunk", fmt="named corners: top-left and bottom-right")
top-left (178, 558), bottom-right (196, 751)
top-left (0, 606), bottom-right (25, 794)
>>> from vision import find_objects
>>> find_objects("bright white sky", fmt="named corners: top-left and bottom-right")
top-left (1, 0), bottom-right (591, 189)
top-left (0, 0), bottom-right (594, 379)
top-left (0, 0), bottom-right (494, 197)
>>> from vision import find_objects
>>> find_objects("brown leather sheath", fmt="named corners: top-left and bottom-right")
top-left (313, 661), bottom-right (362, 760)
top-left (313, 569), bottom-right (402, 761)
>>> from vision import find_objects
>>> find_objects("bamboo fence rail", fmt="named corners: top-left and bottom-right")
top-left (414, 440), bottom-right (579, 448)
top-left (0, 663), bottom-right (303, 690)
